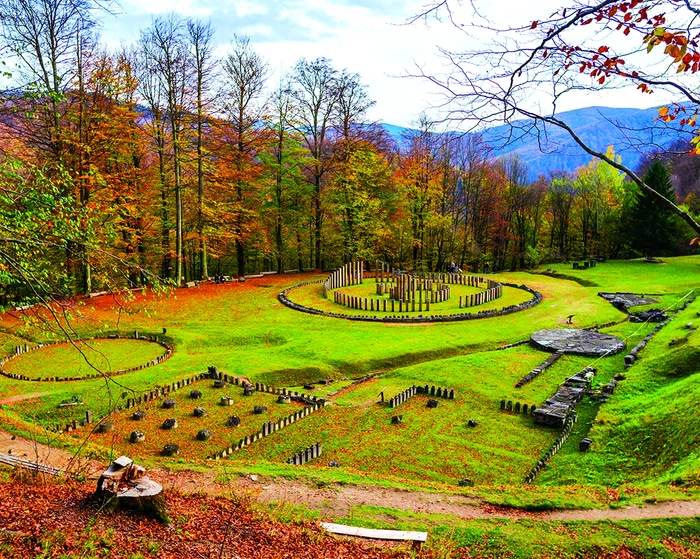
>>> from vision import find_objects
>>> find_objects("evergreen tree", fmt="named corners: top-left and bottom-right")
top-left (629, 160), bottom-right (679, 257)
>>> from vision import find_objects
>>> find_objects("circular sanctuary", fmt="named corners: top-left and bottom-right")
top-left (0, 334), bottom-right (172, 382)
top-left (530, 328), bottom-right (626, 357)
top-left (279, 261), bottom-right (542, 323)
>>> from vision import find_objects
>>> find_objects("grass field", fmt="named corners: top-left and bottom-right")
top-left (0, 257), bottom-right (699, 557)
top-left (292, 280), bottom-right (533, 316)
top-left (2, 338), bottom-right (168, 379)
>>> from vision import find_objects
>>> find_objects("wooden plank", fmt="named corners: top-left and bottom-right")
top-left (0, 453), bottom-right (62, 476)
top-left (320, 522), bottom-right (427, 542)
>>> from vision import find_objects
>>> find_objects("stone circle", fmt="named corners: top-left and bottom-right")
top-left (162, 398), bottom-right (176, 409)
top-left (226, 415), bottom-right (241, 427)
top-left (530, 329), bottom-right (625, 357)
top-left (132, 410), bottom-right (146, 421)
top-left (193, 407), bottom-right (207, 417)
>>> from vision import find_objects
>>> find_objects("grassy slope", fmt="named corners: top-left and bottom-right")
top-left (334, 505), bottom-right (700, 559)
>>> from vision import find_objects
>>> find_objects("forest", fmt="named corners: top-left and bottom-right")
top-left (0, 0), bottom-right (698, 307)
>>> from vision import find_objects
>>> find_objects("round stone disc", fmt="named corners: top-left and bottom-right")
top-left (530, 329), bottom-right (625, 357)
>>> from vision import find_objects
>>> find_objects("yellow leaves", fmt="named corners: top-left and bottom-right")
top-left (658, 107), bottom-right (669, 117)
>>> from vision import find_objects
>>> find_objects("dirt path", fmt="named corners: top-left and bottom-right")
top-left (0, 392), bottom-right (49, 405)
top-left (251, 479), bottom-right (700, 521)
top-left (0, 429), bottom-right (104, 477)
top-left (1, 429), bottom-right (698, 522)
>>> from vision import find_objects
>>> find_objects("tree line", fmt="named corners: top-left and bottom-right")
top-left (0, 1), bottom-right (696, 307)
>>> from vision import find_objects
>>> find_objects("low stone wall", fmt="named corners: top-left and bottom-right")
top-left (523, 413), bottom-right (577, 484)
top-left (515, 352), bottom-right (563, 388)
top-left (286, 442), bottom-right (323, 465)
top-left (0, 332), bottom-right (173, 382)
top-left (279, 281), bottom-right (542, 323)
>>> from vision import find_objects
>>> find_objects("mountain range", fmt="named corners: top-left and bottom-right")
top-left (381, 105), bottom-right (688, 181)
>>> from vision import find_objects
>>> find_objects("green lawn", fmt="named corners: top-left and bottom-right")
top-left (0, 257), bottom-right (698, 509)
top-left (2, 338), bottom-right (167, 379)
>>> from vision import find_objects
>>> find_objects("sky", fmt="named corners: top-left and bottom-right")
top-left (99, 0), bottom-right (665, 129)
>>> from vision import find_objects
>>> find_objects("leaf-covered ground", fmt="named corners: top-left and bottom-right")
top-left (0, 477), bottom-right (408, 559)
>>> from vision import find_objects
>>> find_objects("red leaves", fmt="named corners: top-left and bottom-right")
top-left (531, 21), bottom-right (538, 29)
top-left (598, 46), bottom-right (610, 54)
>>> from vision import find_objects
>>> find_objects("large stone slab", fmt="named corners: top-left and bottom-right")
top-left (598, 292), bottom-right (657, 308)
top-left (530, 329), bottom-right (625, 357)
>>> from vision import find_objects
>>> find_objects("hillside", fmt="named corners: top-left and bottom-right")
top-left (382, 105), bottom-right (687, 180)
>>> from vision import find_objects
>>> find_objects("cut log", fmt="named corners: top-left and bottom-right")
top-left (94, 456), bottom-right (168, 523)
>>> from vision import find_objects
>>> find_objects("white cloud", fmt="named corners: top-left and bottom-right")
top-left (101, 0), bottom-right (669, 129)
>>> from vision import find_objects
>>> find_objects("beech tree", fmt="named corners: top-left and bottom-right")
top-left (140, 14), bottom-right (191, 283)
top-left (187, 19), bottom-right (216, 280)
top-left (411, 0), bottom-right (700, 235)
top-left (220, 35), bottom-right (269, 277)
top-left (288, 57), bottom-right (342, 270)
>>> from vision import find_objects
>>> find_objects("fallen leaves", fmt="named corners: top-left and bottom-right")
top-left (0, 477), bottom-right (410, 559)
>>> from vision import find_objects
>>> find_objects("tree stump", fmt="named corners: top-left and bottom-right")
top-left (93, 456), bottom-right (168, 524)
top-left (193, 407), bottom-right (207, 417)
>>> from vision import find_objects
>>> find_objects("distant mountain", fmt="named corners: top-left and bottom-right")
top-left (381, 105), bottom-right (687, 181)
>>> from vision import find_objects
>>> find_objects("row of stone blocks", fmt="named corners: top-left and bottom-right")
top-left (126, 372), bottom-right (210, 409)
top-left (515, 351), bottom-right (563, 388)
top-left (500, 400), bottom-right (536, 415)
top-left (523, 413), bottom-right (577, 484)
top-left (286, 442), bottom-right (323, 465)
top-left (624, 323), bottom-right (667, 366)
top-left (459, 284), bottom-right (502, 309)
top-left (335, 290), bottom-right (436, 313)
top-left (573, 260), bottom-right (597, 269)
top-left (207, 367), bottom-right (326, 406)
top-left (0, 333), bottom-right (173, 382)
top-left (388, 385), bottom-right (455, 408)
top-left (210, 402), bottom-right (325, 460)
